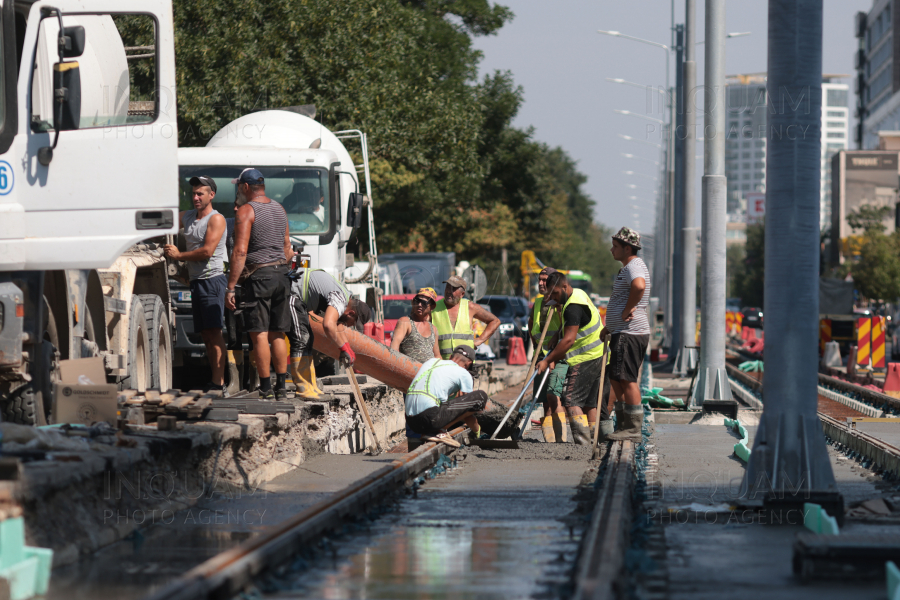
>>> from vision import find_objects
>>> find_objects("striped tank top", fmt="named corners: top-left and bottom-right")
top-left (246, 200), bottom-right (288, 265)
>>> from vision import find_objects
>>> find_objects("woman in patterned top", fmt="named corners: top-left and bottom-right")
top-left (390, 288), bottom-right (442, 364)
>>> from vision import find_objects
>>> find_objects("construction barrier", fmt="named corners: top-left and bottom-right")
top-left (506, 337), bottom-right (527, 365)
top-left (741, 326), bottom-right (751, 341)
top-left (885, 363), bottom-right (900, 399)
top-left (734, 312), bottom-right (743, 334)
top-left (364, 322), bottom-right (386, 345)
top-left (819, 318), bottom-right (831, 356)
top-left (857, 317), bottom-right (871, 368)
top-left (726, 311), bottom-right (734, 335)
top-left (872, 316), bottom-right (886, 369)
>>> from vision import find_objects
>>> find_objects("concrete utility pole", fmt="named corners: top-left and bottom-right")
top-left (670, 25), bottom-right (685, 356)
top-left (691, 0), bottom-right (732, 405)
top-left (674, 0), bottom-right (698, 375)
top-left (742, 0), bottom-right (841, 517)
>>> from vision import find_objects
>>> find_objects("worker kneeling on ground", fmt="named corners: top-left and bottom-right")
top-left (537, 272), bottom-right (610, 445)
top-left (288, 267), bottom-right (371, 398)
top-left (433, 276), bottom-right (500, 359)
top-left (405, 345), bottom-right (487, 448)
top-left (528, 267), bottom-right (568, 443)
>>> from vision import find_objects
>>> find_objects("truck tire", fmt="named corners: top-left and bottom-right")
top-left (137, 294), bottom-right (173, 392)
top-left (3, 296), bottom-right (58, 425)
top-left (119, 296), bottom-right (151, 392)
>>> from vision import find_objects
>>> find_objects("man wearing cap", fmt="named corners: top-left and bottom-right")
top-left (527, 267), bottom-right (567, 443)
top-left (390, 288), bottom-right (441, 364)
top-left (432, 276), bottom-right (499, 359)
top-left (225, 168), bottom-right (293, 400)
top-left (537, 271), bottom-right (610, 445)
top-left (602, 227), bottom-right (651, 442)
top-left (287, 267), bottom-right (371, 397)
top-left (164, 176), bottom-right (228, 392)
top-left (405, 345), bottom-right (488, 447)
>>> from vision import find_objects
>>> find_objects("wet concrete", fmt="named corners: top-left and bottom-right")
top-left (47, 452), bottom-right (399, 600)
top-left (257, 434), bottom-right (595, 599)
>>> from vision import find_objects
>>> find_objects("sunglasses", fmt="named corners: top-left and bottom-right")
top-left (413, 298), bottom-right (431, 307)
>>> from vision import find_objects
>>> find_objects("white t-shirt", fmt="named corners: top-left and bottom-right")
top-left (605, 257), bottom-right (651, 335)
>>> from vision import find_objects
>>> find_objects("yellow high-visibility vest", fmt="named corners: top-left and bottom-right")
top-left (561, 289), bottom-right (606, 365)
top-left (530, 295), bottom-right (562, 356)
top-left (432, 299), bottom-right (475, 359)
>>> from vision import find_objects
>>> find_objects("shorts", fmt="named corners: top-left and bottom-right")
top-left (561, 356), bottom-right (612, 420)
top-left (238, 265), bottom-right (292, 333)
top-left (406, 390), bottom-right (488, 435)
top-left (287, 295), bottom-right (314, 357)
top-left (190, 274), bottom-right (226, 331)
top-left (609, 333), bottom-right (650, 383)
top-left (534, 361), bottom-right (569, 407)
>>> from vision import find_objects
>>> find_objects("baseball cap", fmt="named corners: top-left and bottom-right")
top-left (355, 300), bottom-right (372, 325)
top-left (442, 275), bottom-right (468, 290)
top-left (612, 226), bottom-right (642, 249)
top-left (189, 175), bottom-right (217, 192)
top-left (452, 345), bottom-right (476, 361)
top-left (231, 168), bottom-right (265, 185)
top-left (539, 267), bottom-right (558, 277)
top-left (414, 287), bottom-right (438, 305)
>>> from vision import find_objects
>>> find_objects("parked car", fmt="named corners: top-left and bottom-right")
top-left (481, 295), bottom-right (530, 357)
top-left (382, 294), bottom-right (416, 343)
top-left (742, 307), bottom-right (763, 329)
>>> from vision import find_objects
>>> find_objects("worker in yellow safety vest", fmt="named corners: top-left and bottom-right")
top-left (527, 267), bottom-right (568, 443)
top-left (432, 275), bottom-right (500, 359)
top-left (537, 271), bottom-right (611, 445)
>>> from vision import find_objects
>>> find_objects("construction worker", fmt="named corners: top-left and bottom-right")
top-left (602, 227), bottom-right (651, 442)
top-left (432, 275), bottom-right (500, 359)
top-left (288, 268), bottom-right (371, 397)
top-left (537, 271), bottom-right (610, 445)
top-left (527, 267), bottom-right (567, 443)
top-left (405, 345), bottom-right (487, 447)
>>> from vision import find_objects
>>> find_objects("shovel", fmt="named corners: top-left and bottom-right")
top-left (346, 366), bottom-right (384, 454)
top-left (590, 345), bottom-right (610, 460)
top-left (472, 368), bottom-right (551, 450)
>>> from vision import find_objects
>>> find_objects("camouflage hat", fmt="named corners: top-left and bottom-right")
top-left (612, 227), bottom-right (642, 249)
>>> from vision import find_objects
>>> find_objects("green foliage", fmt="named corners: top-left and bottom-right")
top-left (839, 230), bottom-right (900, 301)
top-left (726, 244), bottom-right (745, 299)
top-left (169, 0), bottom-right (615, 289)
top-left (733, 222), bottom-right (765, 307)
top-left (847, 204), bottom-right (892, 234)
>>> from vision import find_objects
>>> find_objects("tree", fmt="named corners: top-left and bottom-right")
top-left (733, 222), bottom-right (764, 307)
top-left (841, 205), bottom-right (900, 301)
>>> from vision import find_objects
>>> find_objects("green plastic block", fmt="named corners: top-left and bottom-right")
top-left (733, 440), bottom-right (751, 462)
top-left (24, 547), bottom-right (52, 595)
top-left (0, 555), bottom-right (38, 600)
top-left (724, 417), bottom-right (734, 427)
top-left (887, 561), bottom-right (900, 600)
top-left (803, 502), bottom-right (839, 536)
top-left (0, 519), bottom-right (25, 570)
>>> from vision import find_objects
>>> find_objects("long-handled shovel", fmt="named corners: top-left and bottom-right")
top-left (346, 366), bottom-right (384, 454)
top-left (517, 367), bottom-right (552, 440)
top-left (590, 345), bottom-right (611, 460)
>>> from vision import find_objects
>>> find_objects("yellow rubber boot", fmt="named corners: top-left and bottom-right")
top-left (553, 412), bottom-right (568, 443)
top-left (541, 416), bottom-right (556, 443)
top-left (299, 356), bottom-right (326, 395)
top-left (290, 357), bottom-right (321, 399)
top-left (225, 350), bottom-right (242, 396)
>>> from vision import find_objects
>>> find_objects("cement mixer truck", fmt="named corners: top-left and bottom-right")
top-left (0, 3), bottom-right (180, 424)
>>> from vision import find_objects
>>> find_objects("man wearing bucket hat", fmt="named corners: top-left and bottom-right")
top-left (390, 287), bottom-right (442, 363)
top-left (602, 227), bottom-right (651, 442)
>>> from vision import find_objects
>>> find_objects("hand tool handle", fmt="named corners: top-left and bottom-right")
top-left (346, 367), bottom-right (383, 453)
top-left (489, 370), bottom-right (539, 440)
top-left (517, 306), bottom-right (559, 412)
top-left (517, 367), bottom-right (552, 440)
top-left (591, 345), bottom-right (610, 460)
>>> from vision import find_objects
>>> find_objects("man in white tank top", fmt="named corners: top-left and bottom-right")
top-left (164, 176), bottom-right (228, 392)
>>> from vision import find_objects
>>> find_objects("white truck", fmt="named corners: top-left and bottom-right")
top-left (173, 110), bottom-right (381, 368)
top-left (0, 2), bottom-right (180, 423)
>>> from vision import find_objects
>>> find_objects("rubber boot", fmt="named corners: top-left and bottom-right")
top-left (299, 356), bottom-right (326, 395)
top-left (246, 353), bottom-right (260, 392)
top-left (614, 401), bottom-right (625, 431)
top-left (541, 416), bottom-right (556, 443)
top-left (552, 412), bottom-right (567, 443)
top-left (570, 414), bottom-right (591, 445)
top-left (597, 419), bottom-right (615, 443)
top-left (290, 357), bottom-right (321, 399)
top-left (607, 404), bottom-right (644, 442)
top-left (225, 350), bottom-right (242, 397)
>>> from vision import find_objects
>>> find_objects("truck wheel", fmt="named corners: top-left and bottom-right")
top-left (137, 294), bottom-right (173, 392)
top-left (119, 296), bottom-right (150, 392)
top-left (2, 297), bottom-right (58, 425)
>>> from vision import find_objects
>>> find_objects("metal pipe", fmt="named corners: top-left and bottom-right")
top-left (692, 0), bottom-right (732, 405)
top-left (742, 0), bottom-right (840, 507)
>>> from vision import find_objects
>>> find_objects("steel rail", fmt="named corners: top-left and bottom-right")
top-left (143, 427), bottom-right (468, 600)
top-left (573, 440), bottom-right (635, 600)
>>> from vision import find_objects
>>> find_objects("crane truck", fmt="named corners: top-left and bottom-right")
top-left (0, 2), bottom-right (179, 424)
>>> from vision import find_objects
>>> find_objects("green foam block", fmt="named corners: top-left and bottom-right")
top-left (887, 561), bottom-right (900, 600)
top-left (803, 502), bottom-right (839, 536)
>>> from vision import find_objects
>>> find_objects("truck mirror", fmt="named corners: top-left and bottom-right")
top-left (347, 193), bottom-right (364, 228)
top-left (62, 26), bottom-right (85, 58)
top-left (53, 61), bottom-right (82, 131)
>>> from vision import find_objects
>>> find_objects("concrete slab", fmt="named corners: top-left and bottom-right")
top-left (854, 421), bottom-right (900, 447)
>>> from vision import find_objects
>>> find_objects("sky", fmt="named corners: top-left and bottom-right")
top-left (471, 0), bottom-right (872, 235)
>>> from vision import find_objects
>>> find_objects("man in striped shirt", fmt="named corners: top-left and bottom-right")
top-left (602, 227), bottom-right (651, 442)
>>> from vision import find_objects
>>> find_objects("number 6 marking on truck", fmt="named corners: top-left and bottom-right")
top-left (0, 161), bottom-right (13, 195)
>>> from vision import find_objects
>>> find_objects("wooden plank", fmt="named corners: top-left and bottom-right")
top-left (159, 392), bottom-right (179, 405)
top-left (166, 396), bottom-right (196, 412)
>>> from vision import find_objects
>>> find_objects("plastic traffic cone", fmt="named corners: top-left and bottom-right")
top-left (885, 363), bottom-right (900, 399)
top-left (506, 337), bottom-right (527, 365)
